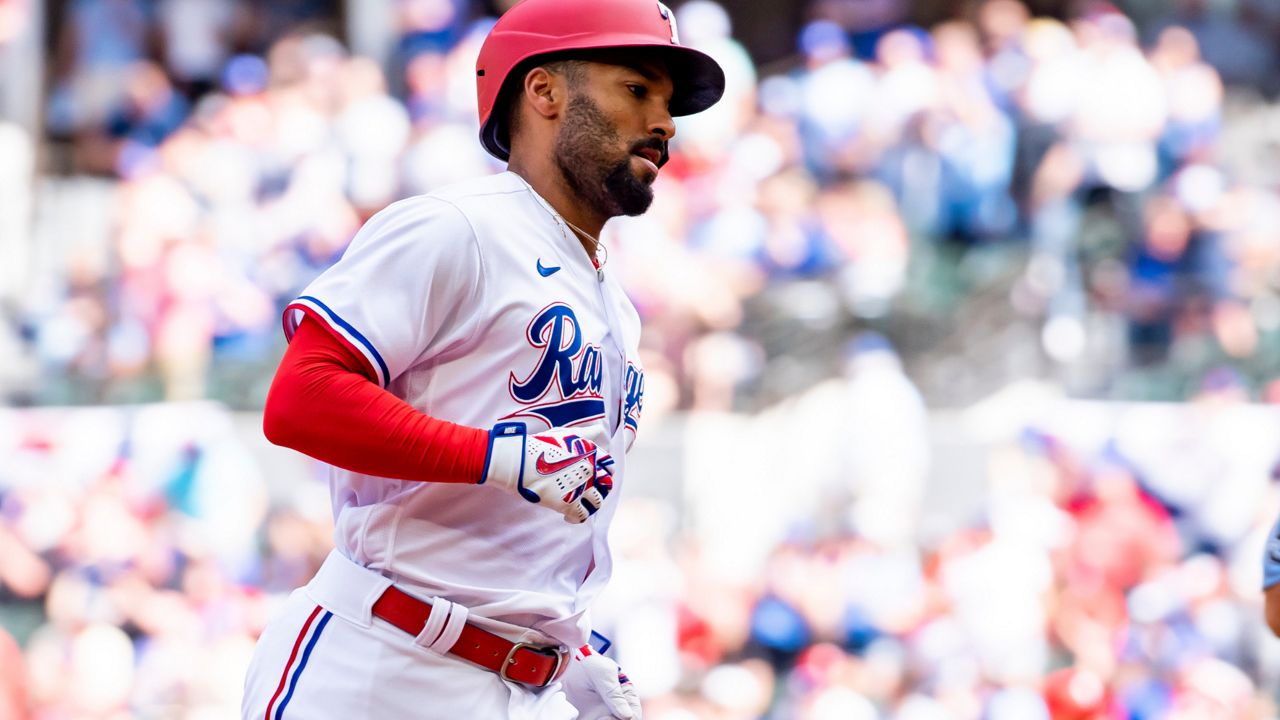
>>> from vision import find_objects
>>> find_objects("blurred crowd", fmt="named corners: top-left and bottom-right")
top-left (611, 358), bottom-right (1280, 719)
top-left (2, 0), bottom-right (1280, 408)
top-left (5, 0), bottom-right (1280, 718)
top-left (0, 403), bottom-right (329, 718)
top-left (4, 359), bottom-right (1280, 718)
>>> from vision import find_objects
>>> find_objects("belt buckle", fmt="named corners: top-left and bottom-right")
top-left (500, 642), bottom-right (566, 687)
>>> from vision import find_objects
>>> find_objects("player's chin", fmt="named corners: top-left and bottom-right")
top-left (604, 160), bottom-right (656, 216)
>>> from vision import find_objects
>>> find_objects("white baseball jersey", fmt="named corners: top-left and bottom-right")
top-left (281, 171), bottom-right (645, 646)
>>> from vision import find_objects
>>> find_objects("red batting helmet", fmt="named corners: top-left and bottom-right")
top-left (475, 0), bottom-right (726, 161)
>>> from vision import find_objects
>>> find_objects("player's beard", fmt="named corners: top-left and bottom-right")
top-left (554, 93), bottom-right (657, 218)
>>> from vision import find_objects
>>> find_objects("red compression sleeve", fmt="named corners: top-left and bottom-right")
top-left (263, 316), bottom-right (489, 483)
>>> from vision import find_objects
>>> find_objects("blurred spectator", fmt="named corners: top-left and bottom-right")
top-left (0, 0), bottom-right (37, 127)
top-left (0, 120), bottom-right (35, 315)
top-left (1151, 0), bottom-right (1279, 93)
top-left (47, 0), bottom-right (158, 137)
top-left (975, 0), bottom-right (1031, 108)
top-left (833, 334), bottom-right (929, 547)
top-left (874, 21), bottom-right (1017, 244)
top-left (155, 0), bottom-right (241, 99)
top-left (0, 0), bottom-right (30, 47)
top-left (390, 0), bottom-right (469, 90)
top-left (668, 0), bottom-right (758, 163)
top-left (0, 627), bottom-right (28, 720)
top-left (1123, 187), bottom-right (1233, 367)
top-left (792, 20), bottom-right (877, 182)
top-left (238, 0), bottom-right (337, 55)
top-left (1071, 10), bottom-right (1166, 195)
top-left (78, 61), bottom-right (192, 177)
top-left (1149, 26), bottom-right (1222, 174)
top-left (817, 179), bottom-right (908, 317)
top-left (334, 56), bottom-right (412, 211)
top-left (811, 0), bottom-right (911, 61)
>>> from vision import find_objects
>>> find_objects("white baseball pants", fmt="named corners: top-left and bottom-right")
top-left (241, 551), bottom-right (578, 720)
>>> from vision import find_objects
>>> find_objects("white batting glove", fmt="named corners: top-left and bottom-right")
top-left (481, 422), bottom-right (614, 524)
top-left (561, 645), bottom-right (642, 720)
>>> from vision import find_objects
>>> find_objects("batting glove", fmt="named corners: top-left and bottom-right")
top-left (482, 422), bottom-right (614, 524)
top-left (561, 645), bottom-right (642, 720)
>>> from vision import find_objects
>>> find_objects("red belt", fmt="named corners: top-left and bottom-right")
top-left (370, 586), bottom-right (567, 687)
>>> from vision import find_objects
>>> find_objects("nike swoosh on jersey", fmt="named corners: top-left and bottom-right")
top-left (536, 449), bottom-right (594, 475)
top-left (537, 259), bottom-right (561, 277)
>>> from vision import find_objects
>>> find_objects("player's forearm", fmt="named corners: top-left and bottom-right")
top-left (264, 318), bottom-right (489, 483)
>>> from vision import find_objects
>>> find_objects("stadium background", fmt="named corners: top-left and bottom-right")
top-left (3, 0), bottom-right (1280, 717)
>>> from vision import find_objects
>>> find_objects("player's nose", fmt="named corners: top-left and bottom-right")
top-left (648, 108), bottom-right (676, 142)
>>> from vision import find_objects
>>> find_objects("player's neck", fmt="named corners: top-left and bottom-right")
top-left (507, 163), bottom-right (606, 258)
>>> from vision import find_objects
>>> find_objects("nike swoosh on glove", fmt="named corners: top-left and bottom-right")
top-left (481, 422), bottom-right (613, 523)
top-left (561, 645), bottom-right (642, 720)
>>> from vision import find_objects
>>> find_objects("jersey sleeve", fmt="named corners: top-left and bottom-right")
top-left (282, 196), bottom-right (484, 387)
top-left (263, 316), bottom-right (489, 483)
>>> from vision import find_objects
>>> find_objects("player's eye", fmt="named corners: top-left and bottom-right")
top-left (626, 84), bottom-right (647, 99)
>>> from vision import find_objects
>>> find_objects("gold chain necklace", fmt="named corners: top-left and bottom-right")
top-left (560, 216), bottom-right (608, 268)
top-left (518, 176), bottom-right (608, 268)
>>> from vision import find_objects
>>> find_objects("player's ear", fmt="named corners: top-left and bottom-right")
top-left (523, 66), bottom-right (562, 120)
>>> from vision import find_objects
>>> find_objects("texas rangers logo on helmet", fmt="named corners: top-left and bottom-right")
top-left (657, 1), bottom-right (680, 44)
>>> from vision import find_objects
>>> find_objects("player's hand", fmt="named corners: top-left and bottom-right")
top-left (481, 422), bottom-right (614, 523)
top-left (561, 645), bottom-right (641, 720)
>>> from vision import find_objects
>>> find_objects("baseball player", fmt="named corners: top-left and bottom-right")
top-left (1264, 514), bottom-right (1280, 636)
top-left (239, 1), bottom-right (723, 718)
